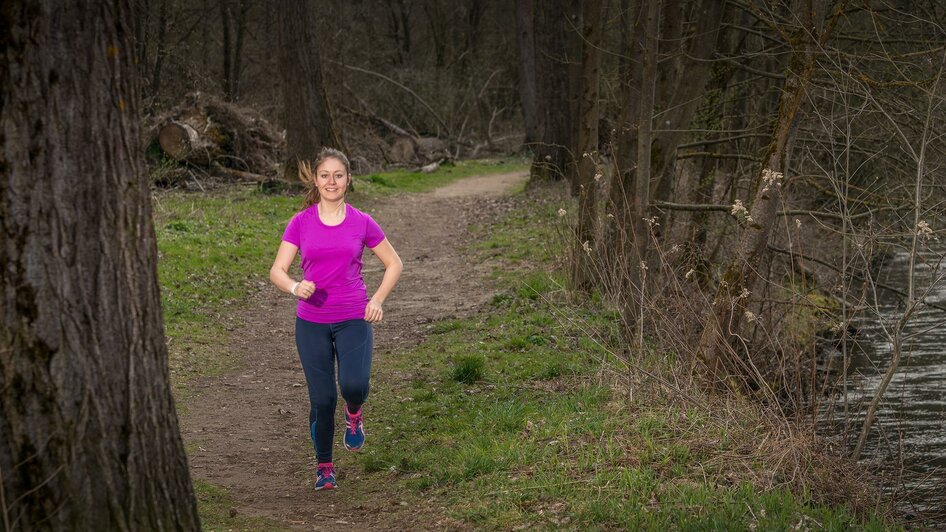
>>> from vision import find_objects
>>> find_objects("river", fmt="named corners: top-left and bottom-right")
top-left (843, 247), bottom-right (946, 514)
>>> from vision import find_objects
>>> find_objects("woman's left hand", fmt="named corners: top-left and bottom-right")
top-left (365, 298), bottom-right (384, 323)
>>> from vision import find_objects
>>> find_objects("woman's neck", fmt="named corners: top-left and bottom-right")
top-left (318, 198), bottom-right (345, 215)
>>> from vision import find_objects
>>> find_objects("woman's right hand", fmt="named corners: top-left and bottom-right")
top-left (293, 280), bottom-right (316, 299)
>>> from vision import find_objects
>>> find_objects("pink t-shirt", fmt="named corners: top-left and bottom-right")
top-left (282, 203), bottom-right (386, 323)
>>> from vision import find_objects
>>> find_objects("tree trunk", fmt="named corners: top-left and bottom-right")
top-left (650, 0), bottom-right (728, 205)
top-left (149, 0), bottom-right (169, 110)
top-left (0, 1), bottom-right (201, 529)
top-left (573, 0), bottom-right (604, 290)
top-left (515, 0), bottom-right (540, 148)
top-left (278, 0), bottom-right (343, 178)
top-left (624, 0), bottom-right (660, 340)
top-left (696, 0), bottom-right (836, 385)
top-left (606, 0), bottom-right (643, 254)
top-left (529, 0), bottom-right (573, 184)
top-left (220, 0), bottom-right (234, 100)
top-left (232, 0), bottom-right (250, 101)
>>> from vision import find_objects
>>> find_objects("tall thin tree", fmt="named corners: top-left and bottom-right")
top-left (516, 0), bottom-right (540, 148)
top-left (573, 0), bottom-right (604, 289)
top-left (530, 0), bottom-right (573, 184)
top-left (278, 0), bottom-right (343, 177)
top-left (0, 0), bottom-right (201, 528)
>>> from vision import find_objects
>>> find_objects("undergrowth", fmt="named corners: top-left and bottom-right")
top-left (349, 186), bottom-right (892, 530)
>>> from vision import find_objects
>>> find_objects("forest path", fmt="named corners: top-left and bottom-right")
top-left (180, 170), bottom-right (529, 530)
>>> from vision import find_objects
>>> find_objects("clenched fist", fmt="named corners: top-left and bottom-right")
top-left (293, 280), bottom-right (316, 299)
top-left (364, 298), bottom-right (383, 323)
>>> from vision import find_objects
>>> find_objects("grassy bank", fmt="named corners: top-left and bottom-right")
top-left (347, 191), bottom-right (890, 530)
top-left (155, 160), bottom-right (890, 529)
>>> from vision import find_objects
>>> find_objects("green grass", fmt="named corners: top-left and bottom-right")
top-left (154, 188), bottom-right (299, 392)
top-left (350, 158), bottom-right (528, 198)
top-left (193, 480), bottom-right (290, 531)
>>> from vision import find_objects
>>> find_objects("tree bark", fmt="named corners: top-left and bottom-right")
top-left (278, 0), bottom-right (343, 178)
top-left (232, 0), bottom-right (250, 101)
top-left (0, 0), bottom-right (201, 529)
top-left (624, 0), bottom-right (659, 339)
top-left (573, 0), bottom-right (604, 290)
top-left (529, 0), bottom-right (573, 184)
top-left (515, 0), bottom-right (540, 148)
top-left (604, 0), bottom-right (643, 291)
top-left (149, 0), bottom-right (169, 109)
top-left (220, 0), bottom-right (234, 100)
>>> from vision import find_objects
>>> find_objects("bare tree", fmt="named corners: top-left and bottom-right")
top-left (696, 1), bottom-right (847, 385)
top-left (221, 0), bottom-right (250, 101)
top-left (278, 0), bottom-right (343, 176)
top-left (571, 0), bottom-right (604, 289)
top-left (0, 0), bottom-right (201, 528)
top-left (516, 0), bottom-right (540, 148)
top-left (530, 0), bottom-right (574, 183)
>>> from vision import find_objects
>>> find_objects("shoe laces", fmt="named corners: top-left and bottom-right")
top-left (318, 463), bottom-right (334, 480)
top-left (347, 408), bottom-right (363, 435)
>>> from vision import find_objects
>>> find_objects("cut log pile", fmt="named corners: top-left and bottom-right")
top-left (146, 92), bottom-right (458, 188)
top-left (146, 92), bottom-right (284, 186)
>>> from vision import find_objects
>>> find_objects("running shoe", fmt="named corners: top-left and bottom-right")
top-left (315, 462), bottom-right (336, 490)
top-left (344, 405), bottom-right (366, 451)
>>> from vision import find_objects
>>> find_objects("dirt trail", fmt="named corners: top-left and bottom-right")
top-left (180, 171), bottom-right (528, 529)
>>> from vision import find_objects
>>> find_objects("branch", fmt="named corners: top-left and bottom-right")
top-left (767, 245), bottom-right (946, 314)
top-left (653, 201), bottom-right (897, 222)
top-left (330, 60), bottom-right (452, 137)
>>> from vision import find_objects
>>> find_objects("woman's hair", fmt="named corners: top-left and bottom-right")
top-left (300, 147), bottom-right (352, 208)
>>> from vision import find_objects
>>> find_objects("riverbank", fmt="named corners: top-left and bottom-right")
top-left (154, 162), bottom-right (893, 529)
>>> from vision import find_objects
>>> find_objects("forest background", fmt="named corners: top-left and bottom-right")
top-left (2, 0), bottom-right (946, 529)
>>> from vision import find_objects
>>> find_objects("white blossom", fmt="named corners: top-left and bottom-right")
top-left (685, 268), bottom-right (696, 280)
top-left (917, 220), bottom-right (934, 239)
top-left (582, 241), bottom-right (592, 255)
top-left (557, 208), bottom-right (567, 218)
top-left (760, 168), bottom-right (783, 194)
top-left (744, 311), bottom-right (757, 322)
top-left (731, 199), bottom-right (748, 218)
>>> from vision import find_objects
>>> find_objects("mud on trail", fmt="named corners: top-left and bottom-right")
top-left (180, 171), bottom-right (529, 530)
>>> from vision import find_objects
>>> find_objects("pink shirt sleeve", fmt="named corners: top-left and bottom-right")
top-left (282, 213), bottom-right (301, 246)
top-left (365, 214), bottom-right (385, 248)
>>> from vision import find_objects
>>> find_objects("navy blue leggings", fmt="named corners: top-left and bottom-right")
top-left (295, 317), bottom-right (373, 463)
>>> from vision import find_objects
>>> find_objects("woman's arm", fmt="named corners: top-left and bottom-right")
top-left (270, 241), bottom-right (314, 298)
top-left (365, 238), bottom-right (403, 323)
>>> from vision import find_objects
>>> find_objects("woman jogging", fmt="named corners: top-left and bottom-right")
top-left (270, 147), bottom-right (403, 491)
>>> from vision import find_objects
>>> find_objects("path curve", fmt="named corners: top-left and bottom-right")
top-left (180, 170), bottom-right (528, 529)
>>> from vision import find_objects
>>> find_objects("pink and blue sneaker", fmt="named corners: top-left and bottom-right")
top-left (344, 405), bottom-right (365, 451)
top-left (315, 462), bottom-right (336, 490)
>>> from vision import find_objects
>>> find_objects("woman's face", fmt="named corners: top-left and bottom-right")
top-left (315, 157), bottom-right (349, 202)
